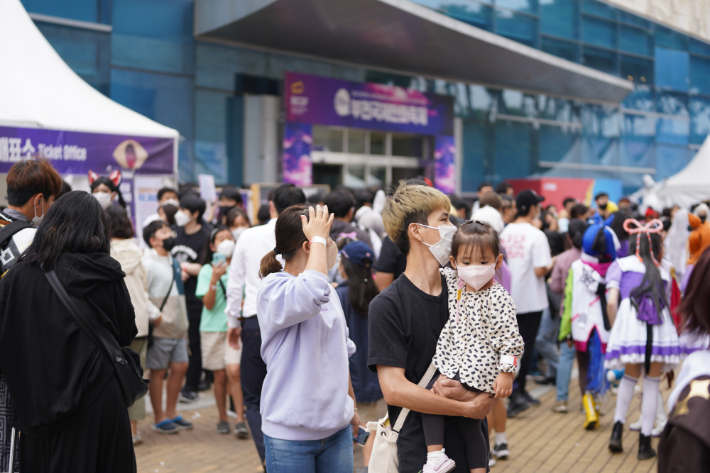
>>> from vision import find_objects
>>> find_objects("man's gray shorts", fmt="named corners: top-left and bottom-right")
top-left (146, 337), bottom-right (189, 370)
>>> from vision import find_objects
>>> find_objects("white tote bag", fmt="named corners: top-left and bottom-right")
top-left (367, 362), bottom-right (437, 473)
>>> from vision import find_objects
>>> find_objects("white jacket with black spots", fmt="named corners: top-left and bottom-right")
top-left (433, 267), bottom-right (525, 393)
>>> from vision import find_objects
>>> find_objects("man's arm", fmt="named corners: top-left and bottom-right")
top-left (375, 272), bottom-right (394, 292)
top-left (377, 366), bottom-right (494, 419)
top-left (226, 236), bottom-right (247, 328)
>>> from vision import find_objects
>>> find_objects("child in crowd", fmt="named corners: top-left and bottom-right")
top-left (605, 218), bottom-right (681, 460)
top-left (142, 220), bottom-right (193, 434)
top-left (422, 220), bottom-right (524, 473)
top-left (196, 226), bottom-right (249, 438)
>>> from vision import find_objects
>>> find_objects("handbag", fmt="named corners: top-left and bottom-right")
top-left (45, 270), bottom-right (149, 408)
top-left (366, 361), bottom-right (438, 473)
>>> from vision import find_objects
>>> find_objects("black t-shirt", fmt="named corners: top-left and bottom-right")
top-left (172, 225), bottom-right (210, 309)
top-left (374, 235), bottom-right (407, 280)
top-left (368, 274), bottom-right (483, 473)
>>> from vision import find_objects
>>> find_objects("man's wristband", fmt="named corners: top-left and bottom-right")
top-left (310, 236), bottom-right (327, 247)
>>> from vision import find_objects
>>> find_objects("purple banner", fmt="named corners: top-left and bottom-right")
top-left (285, 72), bottom-right (454, 135)
top-left (0, 126), bottom-right (174, 175)
top-left (282, 122), bottom-right (313, 186)
top-left (434, 135), bottom-right (456, 195)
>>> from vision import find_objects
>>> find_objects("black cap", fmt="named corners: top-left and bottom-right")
top-left (516, 189), bottom-right (545, 216)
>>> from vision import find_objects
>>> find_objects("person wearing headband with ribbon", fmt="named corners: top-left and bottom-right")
top-left (604, 218), bottom-right (681, 460)
top-left (420, 220), bottom-right (524, 473)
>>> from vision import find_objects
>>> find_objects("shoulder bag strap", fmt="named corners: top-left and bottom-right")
top-left (45, 270), bottom-right (123, 365)
top-left (159, 258), bottom-right (178, 312)
top-left (0, 220), bottom-right (32, 248)
top-left (392, 361), bottom-right (438, 433)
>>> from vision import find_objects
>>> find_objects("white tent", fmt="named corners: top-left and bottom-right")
top-left (656, 136), bottom-right (710, 208)
top-left (0, 0), bottom-right (178, 141)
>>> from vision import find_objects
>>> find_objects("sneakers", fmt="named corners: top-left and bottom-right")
top-left (170, 416), bottom-right (194, 431)
top-left (422, 450), bottom-right (456, 473)
top-left (552, 400), bottom-right (568, 413)
top-left (521, 391), bottom-right (540, 406)
top-left (179, 391), bottom-right (198, 403)
top-left (151, 419), bottom-right (179, 434)
top-left (234, 421), bottom-right (250, 439)
top-left (507, 391), bottom-right (530, 418)
top-left (488, 451), bottom-right (496, 467)
top-left (493, 443), bottom-right (510, 460)
top-left (217, 420), bottom-right (231, 434)
top-left (132, 433), bottom-right (142, 445)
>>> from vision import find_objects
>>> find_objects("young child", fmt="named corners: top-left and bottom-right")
top-left (195, 226), bottom-right (249, 438)
top-left (142, 220), bottom-right (193, 434)
top-left (605, 218), bottom-right (681, 460)
top-left (422, 220), bottom-right (524, 473)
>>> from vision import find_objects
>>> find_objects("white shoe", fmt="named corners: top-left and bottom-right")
top-left (422, 450), bottom-right (456, 473)
top-left (629, 416), bottom-right (643, 431)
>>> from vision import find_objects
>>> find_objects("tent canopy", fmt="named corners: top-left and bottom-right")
top-left (657, 136), bottom-right (710, 208)
top-left (0, 0), bottom-right (178, 139)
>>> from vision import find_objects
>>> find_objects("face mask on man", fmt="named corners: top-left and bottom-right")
top-left (161, 236), bottom-right (176, 251)
top-left (93, 192), bottom-right (112, 210)
top-left (32, 195), bottom-right (45, 227)
top-left (417, 224), bottom-right (457, 266)
top-left (174, 210), bottom-right (191, 227)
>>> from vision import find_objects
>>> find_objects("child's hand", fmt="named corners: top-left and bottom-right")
top-left (493, 372), bottom-right (513, 399)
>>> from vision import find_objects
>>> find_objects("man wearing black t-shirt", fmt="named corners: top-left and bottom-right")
top-left (172, 193), bottom-right (212, 401)
top-left (373, 235), bottom-right (407, 292)
top-left (368, 183), bottom-right (495, 473)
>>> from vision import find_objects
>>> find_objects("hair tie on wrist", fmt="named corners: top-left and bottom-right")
top-left (273, 247), bottom-right (280, 256)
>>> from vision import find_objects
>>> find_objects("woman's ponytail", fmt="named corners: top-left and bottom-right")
top-left (260, 250), bottom-right (283, 279)
top-left (258, 204), bottom-right (310, 279)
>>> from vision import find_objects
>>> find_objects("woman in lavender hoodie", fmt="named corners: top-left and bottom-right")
top-left (256, 204), bottom-right (359, 473)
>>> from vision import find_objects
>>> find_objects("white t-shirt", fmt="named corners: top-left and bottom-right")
top-left (500, 222), bottom-right (552, 313)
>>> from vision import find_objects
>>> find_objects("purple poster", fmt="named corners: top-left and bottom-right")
top-left (435, 135), bottom-right (456, 195)
top-left (285, 72), bottom-right (454, 135)
top-left (282, 122), bottom-right (313, 186)
top-left (0, 126), bottom-right (174, 175)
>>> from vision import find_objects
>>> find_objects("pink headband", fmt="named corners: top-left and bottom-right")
top-left (623, 218), bottom-right (663, 267)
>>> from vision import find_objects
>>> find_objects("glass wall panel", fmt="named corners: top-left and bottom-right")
top-left (655, 47), bottom-right (689, 91)
top-left (495, 9), bottom-right (537, 47)
top-left (656, 145), bottom-right (690, 179)
top-left (623, 113), bottom-right (656, 138)
top-left (582, 16), bottom-right (616, 49)
top-left (537, 96), bottom-right (581, 123)
top-left (345, 165), bottom-right (366, 188)
top-left (622, 85), bottom-right (654, 112)
top-left (392, 167), bottom-right (422, 184)
top-left (540, 0), bottom-right (577, 40)
top-left (391, 133), bottom-right (424, 157)
top-left (194, 89), bottom-right (228, 182)
top-left (369, 167), bottom-right (386, 188)
top-left (620, 55), bottom-right (653, 85)
top-left (496, 0), bottom-right (538, 15)
top-left (312, 126), bottom-right (343, 152)
top-left (541, 37), bottom-right (578, 62)
top-left (690, 55), bottom-right (710, 96)
top-left (462, 120), bottom-right (494, 192)
top-left (582, 104), bottom-right (621, 138)
top-left (582, 46), bottom-right (617, 75)
top-left (111, 69), bottom-right (194, 181)
top-left (689, 96), bottom-right (710, 145)
top-left (620, 26), bottom-right (652, 57)
top-left (656, 91), bottom-right (689, 117)
top-left (112, 0), bottom-right (194, 75)
top-left (498, 90), bottom-right (537, 117)
top-left (690, 39), bottom-right (710, 57)
top-left (620, 138), bottom-right (654, 168)
top-left (618, 12), bottom-right (650, 29)
top-left (428, 0), bottom-right (494, 30)
top-left (370, 132), bottom-right (386, 155)
top-left (656, 118), bottom-right (690, 145)
top-left (22, 0), bottom-right (100, 23)
top-left (655, 26), bottom-right (688, 51)
top-left (467, 86), bottom-right (498, 120)
top-left (582, 137), bottom-right (619, 166)
top-left (581, 0), bottom-right (616, 19)
top-left (347, 129), bottom-right (367, 154)
top-left (539, 125), bottom-right (580, 163)
top-left (495, 121), bottom-right (532, 179)
top-left (36, 23), bottom-right (110, 96)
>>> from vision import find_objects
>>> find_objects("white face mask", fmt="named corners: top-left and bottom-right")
top-left (327, 239), bottom-right (338, 271)
top-left (232, 227), bottom-right (247, 242)
top-left (174, 210), bottom-right (190, 227)
top-left (32, 196), bottom-right (45, 227)
top-left (93, 192), bottom-right (112, 210)
top-left (457, 261), bottom-right (496, 291)
top-left (216, 239), bottom-right (236, 259)
top-left (418, 224), bottom-right (456, 266)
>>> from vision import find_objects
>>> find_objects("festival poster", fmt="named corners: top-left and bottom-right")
top-left (434, 135), bottom-right (456, 195)
top-left (282, 122), bottom-right (313, 186)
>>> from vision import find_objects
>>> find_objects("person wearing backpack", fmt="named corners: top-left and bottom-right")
top-left (0, 158), bottom-right (62, 472)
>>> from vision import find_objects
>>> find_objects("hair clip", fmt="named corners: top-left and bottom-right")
top-left (623, 218), bottom-right (663, 266)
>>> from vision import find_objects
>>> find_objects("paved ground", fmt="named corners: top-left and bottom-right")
top-left (135, 379), bottom-right (663, 473)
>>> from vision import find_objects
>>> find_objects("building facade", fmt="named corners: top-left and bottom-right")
top-left (21, 0), bottom-right (710, 196)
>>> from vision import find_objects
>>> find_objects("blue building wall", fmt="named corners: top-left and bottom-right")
top-left (22, 0), bottom-right (710, 194)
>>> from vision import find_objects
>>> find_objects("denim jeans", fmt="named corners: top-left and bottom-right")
top-left (555, 341), bottom-right (576, 401)
top-left (535, 308), bottom-right (559, 378)
top-left (264, 426), bottom-right (353, 473)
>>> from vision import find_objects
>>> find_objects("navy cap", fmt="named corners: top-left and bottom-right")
top-left (515, 189), bottom-right (545, 216)
top-left (341, 241), bottom-right (374, 268)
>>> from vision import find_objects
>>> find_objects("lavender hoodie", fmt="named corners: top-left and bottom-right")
top-left (256, 270), bottom-right (356, 441)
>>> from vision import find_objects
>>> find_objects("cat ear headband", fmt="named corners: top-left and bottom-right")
top-left (623, 218), bottom-right (664, 267)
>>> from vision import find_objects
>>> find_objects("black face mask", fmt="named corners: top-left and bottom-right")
top-left (219, 205), bottom-right (235, 217)
top-left (162, 236), bottom-right (176, 252)
top-left (701, 215), bottom-right (707, 224)
top-left (598, 203), bottom-right (608, 210)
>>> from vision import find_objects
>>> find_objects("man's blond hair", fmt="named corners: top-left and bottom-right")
top-left (383, 182), bottom-right (451, 255)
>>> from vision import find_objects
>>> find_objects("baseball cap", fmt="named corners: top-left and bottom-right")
top-left (341, 241), bottom-right (375, 268)
top-left (515, 189), bottom-right (545, 216)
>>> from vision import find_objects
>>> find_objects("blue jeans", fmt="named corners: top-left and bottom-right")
top-left (556, 341), bottom-right (576, 401)
top-left (535, 308), bottom-right (559, 378)
top-left (264, 426), bottom-right (353, 473)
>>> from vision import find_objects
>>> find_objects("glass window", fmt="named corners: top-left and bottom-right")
top-left (621, 85), bottom-right (654, 112)
top-left (347, 129), bottom-right (367, 154)
top-left (618, 12), bottom-right (650, 29)
top-left (690, 96), bottom-right (710, 145)
top-left (462, 120), bottom-right (494, 192)
top-left (435, 1), bottom-right (494, 31)
top-left (541, 36), bottom-right (579, 62)
top-left (655, 26), bottom-right (688, 51)
top-left (620, 137), bottom-right (654, 168)
top-left (112, 0), bottom-right (194, 75)
top-left (468, 86), bottom-right (498, 120)
top-left (35, 23), bottom-right (110, 96)
top-left (111, 69), bottom-right (194, 182)
top-left (23, 0), bottom-right (101, 23)
top-left (312, 126), bottom-right (343, 152)
top-left (581, 0), bottom-right (616, 19)
top-left (582, 16), bottom-right (616, 49)
top-left (690, 55), bottom-right (710, 96)
top-left (582, 47), bottom-right (617, 75)
top-left (498, 90), bottom-right (537, 117)
top-left (392, 167), bottom-right (422, 184)
top-left (622, 113), bottom-right (656, 138)
top-left (620, 26), bottom-right (652, 57)
top-left (368, 166), bottom-right (386, 188)
top-left (496, 0), bottom-right (538, 15)
top-left (540, 0), bottom-right (577, 40)
top-left (391, 133), bottom-right (424, 157)
top-left (538, 96), bottom-right (581, 123)
top-left (370, 132), bottom-right (386, 155)
top-left (656, 91), bottom-right (689, 117)
top-left (582, 137), bottom-right (619, 166)
top-left (194, 89), bottom-right (229, 181)
top-left (345, 165), bottom-right (366, 188)
top-left (655, 47), bottom-right (689, 91)
top-left (495, 120), bottom-right (532, 179)
top-left (656, 145), bottom-right (690, 179)
top-left (656, 118), bottom-right (690, 145)
top-left (620, 55), bottom-right (653, 85)
top-left (690, 39), bottom-right (710, 57)
top-left (539, 125), bottom-right (580, 164)
top-left (581, 104), bottom-right (621, 138)
top-left (495, 9), bottom-right (537, 47)
top-left (312, 164), bottom-right (342, 189)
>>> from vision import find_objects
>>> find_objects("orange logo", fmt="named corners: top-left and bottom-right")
top-left (291, 81), bottom-right (304, 94)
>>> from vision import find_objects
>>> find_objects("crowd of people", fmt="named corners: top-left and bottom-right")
top-left (0, 158), bottom-right (708, 473)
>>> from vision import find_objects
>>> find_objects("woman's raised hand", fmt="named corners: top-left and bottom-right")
top-left (301, 205), bottom-right (334, 241)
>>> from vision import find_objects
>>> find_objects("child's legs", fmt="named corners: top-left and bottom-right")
top-left (165, 361), bottom-right (188, 419)
top-left (213, 369), bottom-right (229, 421)
top-left (422, 414), bottom-right (446, 452)
top-left (226, 363), bottom-right (245, 422)
top-left (149, 368), bottom-right (166, 424)
top-left (457, 417), bottom-right (487, 473)
top-left (487, 398), bottom-right (506, 435)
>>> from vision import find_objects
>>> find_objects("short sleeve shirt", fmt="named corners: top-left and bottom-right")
top-left (196, 264), bottom-right (229, 332)
top-left (373, 236), bottom-right (407, 279)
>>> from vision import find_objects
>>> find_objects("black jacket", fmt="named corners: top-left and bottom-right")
top-left (0, 252), bottom-right (137, 438)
